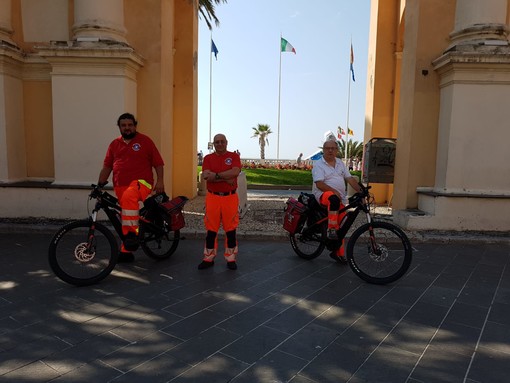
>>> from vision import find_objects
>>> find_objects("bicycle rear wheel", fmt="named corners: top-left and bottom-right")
top-left (48, 220), bottom-right (118, 286)
top-left (346, 221), bottom-right (412, 285)
top-left (289, 220), bottom-right (326, 260)
top-left (139, 218), bottom-right (180, 260)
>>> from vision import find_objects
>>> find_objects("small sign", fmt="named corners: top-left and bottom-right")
top-left (207, 142), bottom-right (213, 150)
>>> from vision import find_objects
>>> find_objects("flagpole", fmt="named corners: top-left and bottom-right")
top-left (277, 33), bottom-right (282, 160)
top-left (345, 38), bottom-right (352, 164)
top-left (208, 32), bottom-right (213, 153)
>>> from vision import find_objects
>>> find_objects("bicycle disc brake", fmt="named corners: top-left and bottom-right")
top-left (74, 242), bottom-right (95, 263)
top-left (367, 242), bottom-right (389, 262)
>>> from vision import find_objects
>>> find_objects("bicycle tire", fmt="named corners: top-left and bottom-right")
top-left (139, 217), bottom-right (180, 260)
top-left (346, 221), bottom-right (412, 285)
top-left (289, 220), bottom-right (327, 260)
top-left (48, 220), bottom-right (118, 286)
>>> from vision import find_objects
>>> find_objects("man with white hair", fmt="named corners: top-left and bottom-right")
top-left (312, 138), bottom-right (361, 262)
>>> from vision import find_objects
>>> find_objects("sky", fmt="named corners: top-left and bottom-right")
top-left (197, 0), bottom-right (371, 160)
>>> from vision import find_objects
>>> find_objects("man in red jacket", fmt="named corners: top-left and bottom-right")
top-left (199, 134), bottom-right (241, 270)
top-left (97, 113), bottom-right (165, 262)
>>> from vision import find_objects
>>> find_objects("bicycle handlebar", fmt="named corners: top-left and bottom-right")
top-left (90, 183), bottom-right (105, 199)
top-left (348, 182), bottom-right (371, 205)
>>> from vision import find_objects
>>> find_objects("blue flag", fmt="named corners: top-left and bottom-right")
top-left (211, 39), bottom-right (219, 60)
top-left (350, 43), bottom-right (355, 82)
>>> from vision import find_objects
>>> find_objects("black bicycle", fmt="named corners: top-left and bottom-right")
top-left (285, 184), bottom-right (412, 285)
top-left (48, 184), bottom-right (187, 286)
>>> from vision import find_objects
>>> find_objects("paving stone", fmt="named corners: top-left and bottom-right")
top-left (0, 231), bottom-right (508, 382)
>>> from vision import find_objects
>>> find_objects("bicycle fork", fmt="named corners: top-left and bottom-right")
top-left (364, 211), bottom-right (382, 255)
top-left (85, 208), bottom-right (100, 254)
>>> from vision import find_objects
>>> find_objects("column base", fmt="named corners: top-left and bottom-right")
top-left (394, 188), bottom-right (510, 231)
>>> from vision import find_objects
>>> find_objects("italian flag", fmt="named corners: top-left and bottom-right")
top-left (281, 37), bottom-right (296, 54)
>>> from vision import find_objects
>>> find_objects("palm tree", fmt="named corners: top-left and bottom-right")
top-left (338, 140), bottom-right (364, 160)
top-left (251, 124), bottom-right (272, 160)
top-left (198, 0), bottom-right (227, 30)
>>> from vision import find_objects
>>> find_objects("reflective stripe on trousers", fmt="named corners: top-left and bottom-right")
top-left (114, 179), bottom-right (152, 236)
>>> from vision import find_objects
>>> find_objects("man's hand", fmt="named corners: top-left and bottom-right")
top-left (154, 179), bottom-right (165, 194)
top-left (202, 169), bottom-right (215, 181)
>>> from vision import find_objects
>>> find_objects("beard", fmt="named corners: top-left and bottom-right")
top-left (121, 131), bottom-right (136, 140)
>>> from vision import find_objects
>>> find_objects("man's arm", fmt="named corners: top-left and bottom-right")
top-left (154, 165), bottom-right (164, 194)
top-left (346, 176), bottom-right (361, 193)
top-left (203, 167), bottom-right (240, 183)
top-left (98, 166), bottom-right (112, 186)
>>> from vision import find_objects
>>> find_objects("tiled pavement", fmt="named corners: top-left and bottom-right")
top-left (1, 232), bottom-right (509, 382)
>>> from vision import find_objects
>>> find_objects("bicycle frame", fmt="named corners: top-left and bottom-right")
top-left (299, 185), bottom-right (384, 254)
top-left (303, 194), bottom-right (369, 241)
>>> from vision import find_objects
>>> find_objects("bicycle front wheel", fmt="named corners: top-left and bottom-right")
top-left (139, 218), bottom-right (180, 260)
top-left (48, 220), bottom-right (118, 286)
top-left (289, 221), bottom-right (327, 260)
top-left (346, 221), bottom-right (412, 285)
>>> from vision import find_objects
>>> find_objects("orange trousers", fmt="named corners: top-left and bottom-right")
top-left (320, 191), bottom-right (345, 257)
top-left (203, 192), bottom-right (239, 262)
top-left (115, 180), bottom-right (152, 252)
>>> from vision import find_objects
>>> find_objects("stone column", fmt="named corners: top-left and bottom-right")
top-left (72, 0), bottom-right (127, 43)
top-left (0, 0), bottom-right (15, 45)
top-left (449, 0), bottom-right (508, 46)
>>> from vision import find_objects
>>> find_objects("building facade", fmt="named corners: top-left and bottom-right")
top-left (366, 0), bottom-right (510, 231)
top-left (2, 0), bottom-right (509, 232)
top-left (0, 0), bottom-right (198, 218)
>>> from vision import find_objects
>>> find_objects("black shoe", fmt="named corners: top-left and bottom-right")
top-left (227, 261), bottom-right (237, 270)
top-left (198, 261), bottom-right (214, 270)
top-left (327, 229), bottom-right (339, 240)
top-left (123, 232), bottom-right (139, 251)
top-left (118, 252), bottom-right (135, 263)
top-left (329, 251), bottom-right (347, 264)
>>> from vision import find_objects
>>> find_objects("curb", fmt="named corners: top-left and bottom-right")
top-left (1, 223), bottom-right (508, 244)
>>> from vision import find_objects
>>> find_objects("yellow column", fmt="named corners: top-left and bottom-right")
top-left (172, 0), bottom-right (198, 198)
top-left (0, 0), bottom-right (25, 182)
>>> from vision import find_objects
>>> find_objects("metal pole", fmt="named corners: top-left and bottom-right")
top-left (208, 32), bottom-right (213, 152)
top-left (277, 34), bottom-right (282, 160)
top-left (345, 38), bottom-right (352, 164)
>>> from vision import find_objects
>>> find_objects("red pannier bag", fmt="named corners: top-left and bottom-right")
top-left (159, 196), bottom-right (188, 231)
top-left (283, 197), bottom-right (307, 234)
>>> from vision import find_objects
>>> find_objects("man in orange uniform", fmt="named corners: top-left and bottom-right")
top-left (97, 113), bottom-right (165, 262)
top-left (198, 134), bottom-right (241, 270)
top-left (312, 138), bottom-right (360, 262)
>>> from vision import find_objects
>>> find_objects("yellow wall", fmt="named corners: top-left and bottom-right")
top-left (392, 0), bottom-right (456, 210)
top-left (23, 80), bottom-right (54, 178)
top-left (366, 0), bottom-right (456, 208)
top-left (124, 0), bottom-right (197, 198)
top-left (364, 0), bottom-right (401, 203)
